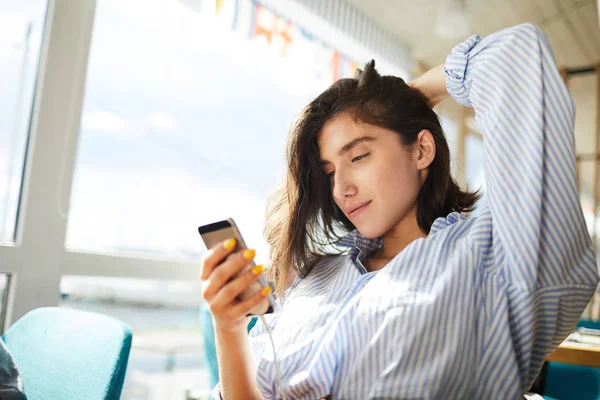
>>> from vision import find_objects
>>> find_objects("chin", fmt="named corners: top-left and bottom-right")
top-left (355, 224), bottom-right (386, 239)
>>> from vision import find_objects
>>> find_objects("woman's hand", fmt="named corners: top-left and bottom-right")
top-left (408, 63), bottom-right (449, 108)
top-left (200, 239), bottom-right (271, 333)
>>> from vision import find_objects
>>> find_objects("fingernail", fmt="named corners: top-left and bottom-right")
top-left (243, 249), bottom-right (256, 260)
top-left (223, 238), bottom-right (236, 250)
top-left (252, 264), bottom-right (264, 276)
top-left (261, 286), bottom-right (272, 296)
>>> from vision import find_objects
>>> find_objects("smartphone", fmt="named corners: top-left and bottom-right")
top-left (198, 218), bottom-right (275, 315)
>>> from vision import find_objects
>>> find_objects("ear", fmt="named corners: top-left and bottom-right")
top-left (415, 129), bottom-right (436, 171)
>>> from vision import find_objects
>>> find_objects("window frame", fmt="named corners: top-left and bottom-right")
top-left (0, 0), bottom-right (201, 328)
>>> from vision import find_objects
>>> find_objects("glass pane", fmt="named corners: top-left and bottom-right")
top-left (578, 160), bottom-right (595, 236)
top-left (66, 0), bottom-right (363, 260)
top-left (465, 132), bottom-right (486, 215)
top-left (571, 73), bottom-right (597, 155)
top-left (0, 0), bottom-right (47, 243)
top-left (60, 275), bottom-right (210, 399)
top-left (0, 274), bottom-right (11, 333)
top-left (439, 115), bottom-right (458, 177)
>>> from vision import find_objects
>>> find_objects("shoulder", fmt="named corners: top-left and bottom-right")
top-left (283, 254), bottom-right (348, 296)
top-left (428, 209), bottom-right (495, 249)
top-left (430, 211), bottom-right (469, 234)
top-left (308, 254), bottom-right (348, 278)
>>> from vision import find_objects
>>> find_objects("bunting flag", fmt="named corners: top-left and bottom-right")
top-left (252, 4), bottom-right (295, 58)
top-left (247, 0), bottom-right (360, 82)
top-left (216, 0), bottom-right (225, 14)
top-left (211, 0), bottom-right (378, 83)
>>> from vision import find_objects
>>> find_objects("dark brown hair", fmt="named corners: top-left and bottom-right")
top-left (264, 60), bottom-right (479, 297)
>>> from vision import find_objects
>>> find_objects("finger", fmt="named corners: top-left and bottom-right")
top-left (210, 248), bottom-right (256, 289)
top-left (211, 264), bottom-right (264, 308)
top-left (200, 238), bottom-right (238, 281)
top-left (229, 285), bottom-right (272, 317)
top-left (203, 248), bottom-right (256, 300)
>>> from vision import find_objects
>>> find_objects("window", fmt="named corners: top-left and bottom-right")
top-left (439, 115), bottom-right (458, 176)
top-left (570, 73), bottom-right (599, 248)
top-left (0, 0), bottom-right (47, 243)
top-left (465, 133), bottom-right (486, 215)
top-left (465, 134), bottom-right (483, 191)
top-left (0, 274), bottom-right (11, 333)
top-left (66, 0), bottom-right (363, 261)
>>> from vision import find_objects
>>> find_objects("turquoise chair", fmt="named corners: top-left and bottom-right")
top-left (1, 307), bottom-right (132, 400)
top-left (542, 319), bottom-right (600, 400)
top-left (544, 362), bottom-right (600, 399)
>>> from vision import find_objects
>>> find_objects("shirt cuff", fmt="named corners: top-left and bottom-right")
top-left (444, 34), bottom-right (482, 107)
top-left (209, 382), bottom-right (223, 400)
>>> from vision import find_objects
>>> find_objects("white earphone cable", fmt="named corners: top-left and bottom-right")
top-left (259, 314), bottom-right (287, 400)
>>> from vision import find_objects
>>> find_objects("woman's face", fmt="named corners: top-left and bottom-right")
top-left (318, 112), bottom-right (433, 238)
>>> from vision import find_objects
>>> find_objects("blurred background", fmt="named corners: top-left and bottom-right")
top-left (0, 0), bottom-right (598, 398)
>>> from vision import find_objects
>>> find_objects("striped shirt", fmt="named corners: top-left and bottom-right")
top-left (211, 23), bottom-right (599, 399)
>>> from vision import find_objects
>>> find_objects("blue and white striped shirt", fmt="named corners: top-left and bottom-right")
top-left (212, 23), bottom-right (599, 399)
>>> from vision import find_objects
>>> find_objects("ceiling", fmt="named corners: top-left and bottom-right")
top-left (347, 0), bottom-right (600, 70)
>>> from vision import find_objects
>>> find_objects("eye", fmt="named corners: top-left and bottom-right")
top-left (352, 153), bottom-right (370, 162)
top-left (327, 171), bottom-right (335, 179)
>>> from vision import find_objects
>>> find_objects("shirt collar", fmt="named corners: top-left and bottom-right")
top-left (429, 211), bottom-right (465, 233)
top-left (338, 229), bottom-right (383, 260)
top-left (337, 212), bottom-right (464, 267)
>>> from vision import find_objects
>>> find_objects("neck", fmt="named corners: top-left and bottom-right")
top-left (369, 206), bottom-right (427, 268)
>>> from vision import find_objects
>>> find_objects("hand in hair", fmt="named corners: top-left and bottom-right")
top-left (408, 63), bottom-right (449, 108)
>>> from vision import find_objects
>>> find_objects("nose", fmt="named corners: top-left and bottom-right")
top-left (332, 169), bottom-right (357, 200)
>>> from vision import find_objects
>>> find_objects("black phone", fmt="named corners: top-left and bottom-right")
top-left (198, 218), bottom-right (274, 315)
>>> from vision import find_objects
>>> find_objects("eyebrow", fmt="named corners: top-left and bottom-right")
top-left (321, 136), bottom-right (376, 165)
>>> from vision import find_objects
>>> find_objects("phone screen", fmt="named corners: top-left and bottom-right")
top-left (198, 220), bottom-right (252, 263)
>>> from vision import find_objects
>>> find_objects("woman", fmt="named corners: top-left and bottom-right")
top-left (201, 23), bottom-right (599, 399)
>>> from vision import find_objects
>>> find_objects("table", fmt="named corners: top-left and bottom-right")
top-left (547, 340), bottom-right (600, 368)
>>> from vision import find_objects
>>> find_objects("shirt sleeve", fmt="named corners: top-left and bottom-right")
top-left (444, 23), bottom-right (598, 292)
top-left (209, 383), bottom-right (223, 400)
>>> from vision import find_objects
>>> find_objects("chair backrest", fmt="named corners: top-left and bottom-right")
top-left (2, 307), bottom-right (132, 400)
top-left (544, 362), bottom-right (600, 400)
top-left (542, 319), bottom-right (600, 400)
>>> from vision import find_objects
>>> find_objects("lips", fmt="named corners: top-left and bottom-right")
top-left (345, 200), bottom-right (371, 219)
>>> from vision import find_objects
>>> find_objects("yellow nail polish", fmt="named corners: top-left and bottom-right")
top-left (261, 286), bottom-right (272, 296)
top-left (223, 238), bottom-right (236, 250)
top-left (252, 265), bottom-right (264, 276)
top-left (243, 249), bottom-right (256, 260)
